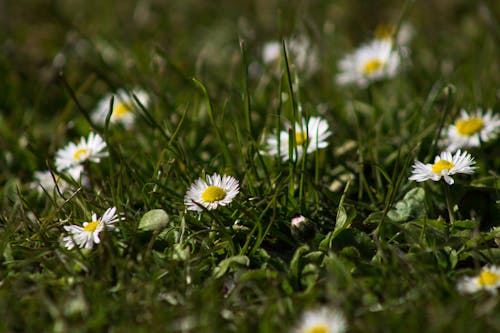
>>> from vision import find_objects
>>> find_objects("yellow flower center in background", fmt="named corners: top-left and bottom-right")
top-left (84, 221), bottom-right (101, 232)
top-left (455, 117), bottom-right (484, 136)
top-left (431, 160), bottom-right (454, 174)
top-left (201, 186), bottom-right (227, 203)
top-left (363, 59), bottom-right (384, 75)
top-left (295, 131), bottom-right (308, 146)
top-left (73, 148), bottom-right (88, 161)
top-left (305, 325), bottom-right (328, 333)
top-left (478, 270), bottom-right (500, 286)
top-left (374, 24), bottom-right (395, 40)
top-left (113, 102), bottom-right (132, 119)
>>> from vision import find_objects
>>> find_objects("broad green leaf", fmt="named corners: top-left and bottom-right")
top-left (290, 245), bottom-right (309, 280)
top-left (387, 187), bottom-right (425, 222)
top-left (213, 255), bottom-right (250, 278)
top-left (138, 209), bottom-right (169, 231)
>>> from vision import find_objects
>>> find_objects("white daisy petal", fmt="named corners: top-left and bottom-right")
top-left (336, 39), bottom-right (401, 88)
top-left (263, 116), bottom-right (332, 162)
top-left (294, 307), bottom-right (347, 333)
top-left (441, 108), bottom-right (500, 151)
top-left (31, 170), bottom-right (71, 194)
top-left (457, 265), bottom-right (500, 295)
top-left (262, 36), bottom-right (319, 77)
top-left (184, 173), bottom-right (240, 212)
top-left (63, 207), bottom-right (122, 250)
top-left (409, 150), bottom-right (476, 185)
top-left (54, 132), bottom-right (108, 179)
top-left (92, 89), bottom-right (150, 128)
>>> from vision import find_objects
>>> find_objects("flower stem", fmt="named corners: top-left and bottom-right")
top-left (443, 183), bottom-right (455, 224)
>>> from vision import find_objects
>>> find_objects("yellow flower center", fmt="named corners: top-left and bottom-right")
top-left (305, 325), bottom-right (328, 333)
top-left (73, 148), bottom-right (88, 161)
top-left (113, 101), bottom-right (132, 119)
top-left (201, 186), bottom-right (227, 203)
top-left (431, 160), bottom-right (454, 174)
top-left (455, 117), bottom-right (484, 136)
top-left (363, 59), bottom-right (384, 75)
top-left (83, 221), bottom-right (101, 232)
top-left (374, 24), bottom-right (396, 40)
top-left (478, 270), bottom-right (500, 286)
top-left (295, 131), bottom-right (308, 146)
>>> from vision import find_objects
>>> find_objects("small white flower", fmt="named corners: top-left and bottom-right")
top-left (336, 39), bottom-right (400, 88)
top-left (408, 149), bottom-right (476, 185)
top-left (92, 89), bottom-right (149, 128)
top-left (54, 132), bottom-right (108, 179)
top-left (293, 307), bottom-right (347, 333)
top-left (264, 116), bottom-right (332, 161)
top-left (262, 42), bottom-right (281, 65)
top-left (442, 109), bottom-right (500, 152)
top-left (31, 170), bottom-right (70, 193)
top-left (63, 207), bottom-right (121, 250)
top-left (184, 173), bottom-right (240, 212)
top-left (291, 215), bottom-right (307, 228)
top-left (263, 36), bottom-right (319, 76)
top-left (457, 265), bottom-right (500, 295)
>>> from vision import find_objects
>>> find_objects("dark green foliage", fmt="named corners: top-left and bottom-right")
top-left (1, 1), bottom-right (499, 332)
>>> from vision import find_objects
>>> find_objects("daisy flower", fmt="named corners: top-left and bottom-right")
top-left (291, 215), bottom-right (307, 228)
top-left (92, 89), bottom-right (149, 128)
top-left (54, 132), bottom-right (108, 179)
top-left (290, 215), bottom-right (316, 242)
top-left (442, 108), bottom-right (500, 151)
top-left (63, 207), bottom-right (121, 250)
top-left (263, 36), bottom-right (319, 76)
top-left (184, 173), bottom-right (240, 212)
top-left (264, 116), bottom-right (331, 161)
top-left (262, 41), bottom-right (281, 65)
top-left (293, 307), bottom-right (347, 333)
top-left (31, 170), bottom-right (70, 194)
top-left (336, 39), bottom-right (400, 88)
top-left (457, 265), bottom-right (500, 295)
top-left (408, 149), bottom-right (476, 185)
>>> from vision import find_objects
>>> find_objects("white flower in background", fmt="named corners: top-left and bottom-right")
top-left (293, 307), bottom-right (347, 333)
top-left (263, 36), bottom-right (319, 76)
top-left (184, 173), bottom-right (240, 212)
top-left (94, 38), bottom-right (120, 64)
top-left (63, 207), bottom-right (121, 250)
top-left (457, 265), bottom-right (500, 295)
top-left (31, 170), bottom-right (70, 193)
top-left (374, 23), bottom-right (414, 46)
top-left (408, 149), bottom-right (476, 185)
top-left (262, 42), bottom-right (281, 65)
top-left (336, 39), bottom-right (400, 88)
top-left (54, 132), bottom-right (108, 179)
top-left (264, 116), bottom-right (331, 161)
top-left (442, 109), bottom-right (500, 152)
top-left (92, 89), bottom-right (149, 128)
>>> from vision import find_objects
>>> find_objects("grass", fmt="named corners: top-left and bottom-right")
top-left (1, 0), bottom-right (500, 332)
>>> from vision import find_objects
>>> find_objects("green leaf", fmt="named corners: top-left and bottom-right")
top-left (449, 248), bottom-right (458, 269)
top-left (387, 187), bottom-right (425, 222)
top-left (290, 245), bottom-right (309, 280)
top-left (138, 209), bottom-right (169, 232)
top-left (322, 253), bottom-right (352, 288)
top-left (363, 212), bottom-right (385, 225)
top-left (334, 205), bottom-right (349, 233)
top-left (213, 255), bottom-right (250, 278)
top-left (333, 180), bottom-right (352, 236)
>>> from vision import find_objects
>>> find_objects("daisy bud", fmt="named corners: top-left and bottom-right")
top-left (291, 215), bottom-right (316, 242)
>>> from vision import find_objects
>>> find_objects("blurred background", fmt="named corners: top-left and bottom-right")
top-left (1, 0), bottom-right (498, 115)
top-left (0, 0), bottom-right (499, 184)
